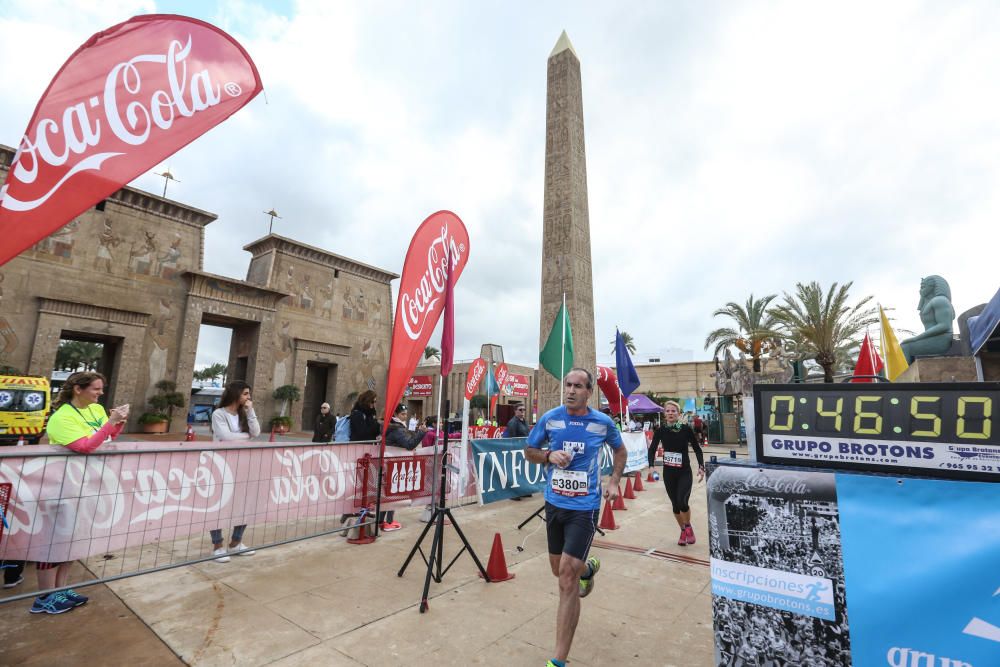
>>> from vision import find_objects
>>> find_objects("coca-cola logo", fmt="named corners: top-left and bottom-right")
top-left (3, 35), bottom-right (247, 212)
top-left (399, 224), bottom-right (466, 341)
top-left (466, 359), bottom-right (487, 397)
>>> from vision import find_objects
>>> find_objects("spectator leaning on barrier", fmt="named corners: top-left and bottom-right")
top-left (34, 371), bottom-right (130, 615)
top-left (504, 404), bottom-right (533, 501)
top-left (209, 382), bottom-right (260, 563)
top-left (381, 404), bottom-right (427, 531)
top-left (312, 402), bottom-right (335, 443)
top-left (348, 390), bottom-right (380, 442)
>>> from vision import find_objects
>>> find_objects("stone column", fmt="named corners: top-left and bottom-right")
top-left (538, 31), bottom-right (597, 414)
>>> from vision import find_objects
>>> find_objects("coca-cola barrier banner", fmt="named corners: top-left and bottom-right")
top-left (0, 15), bottom-right (263, 267)
top-left (405, 375), bottom-right (433, 397)
top-left (464, 358), bottom-right (487, 400)
top-left (0, 441), bottom-right (480, 562)
top-left (382, 211), bottom-right (469, 445)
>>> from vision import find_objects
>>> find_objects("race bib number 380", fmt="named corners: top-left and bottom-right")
top-left (551, 468), bottom-right (589, 497)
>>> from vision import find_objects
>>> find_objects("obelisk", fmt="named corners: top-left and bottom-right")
top-left (538, 31), bottom-right (596, 414)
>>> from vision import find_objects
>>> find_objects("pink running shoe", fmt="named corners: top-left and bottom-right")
top-left (685, 525), bottom-right (696, 545)
top-left (678, 527), bottom-right (688, 546)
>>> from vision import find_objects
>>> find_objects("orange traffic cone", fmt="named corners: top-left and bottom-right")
top-left (479, 532), bottom-right (515, 582)
top-left (633, 471), bottom-right (645, 491)
top-left (646, 469), bottom-right (655, 482)
top-left (624, 477), bottom-right (637, 499)
top-left (185, 424), bottom-right (195, 441)
top-left (612, 485), bottom-right (627, 510)
top-left (599, 498), bottom-right (618, 530)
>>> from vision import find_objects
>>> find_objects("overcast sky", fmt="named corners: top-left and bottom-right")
top-left (3, 0), bottom-right (999, 371)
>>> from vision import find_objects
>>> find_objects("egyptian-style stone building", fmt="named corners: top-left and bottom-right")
top-left (0, 144), bottom-right (396, 433)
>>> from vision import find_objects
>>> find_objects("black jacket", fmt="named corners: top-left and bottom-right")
top-left (349, 405), bottom-right (380, 442)
top-left (312, 413), bottom-right (336, 442)
top-left (385, 419), bottom-right (423, 450)
top-left (504, 416), bottom-right (530, 438)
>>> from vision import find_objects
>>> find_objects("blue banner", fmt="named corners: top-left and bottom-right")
top-left (470, 437), bottom-right (546, 504)
top-left (838, 474), bottom-right (1000, 667)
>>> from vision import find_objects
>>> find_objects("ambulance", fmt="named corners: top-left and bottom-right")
top-left (0, 374), bottom-right (51, 444)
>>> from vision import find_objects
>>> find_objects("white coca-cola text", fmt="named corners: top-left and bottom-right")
top-left (3, 36), bottom-right (243, 212)
top-left (400, 224), bottom-right (465, 341)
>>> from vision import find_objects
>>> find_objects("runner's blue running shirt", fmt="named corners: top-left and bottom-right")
top-left (527, 406), bottom-right (623, 510)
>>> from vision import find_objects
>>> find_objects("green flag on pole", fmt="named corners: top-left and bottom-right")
top-left (539, 298), bottom-right (574, 380)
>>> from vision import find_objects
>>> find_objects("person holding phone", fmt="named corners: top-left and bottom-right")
top-left (209, 381), bottom-right (260, 562)
top-left (35, 371), bottom-right (129, 614)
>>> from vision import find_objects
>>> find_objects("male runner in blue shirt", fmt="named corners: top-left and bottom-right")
top-left (525, 368), bottom-right (626, 667)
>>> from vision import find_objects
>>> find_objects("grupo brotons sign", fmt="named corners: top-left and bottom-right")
top-left (754, 383), bottom-right (1000, 482)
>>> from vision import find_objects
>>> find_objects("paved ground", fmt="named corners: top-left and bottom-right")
top-left (0, 445), bottom-right (745, 666)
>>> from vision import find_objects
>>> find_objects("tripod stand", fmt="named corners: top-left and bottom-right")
top-left (398, 399), bottom-right (490, 612)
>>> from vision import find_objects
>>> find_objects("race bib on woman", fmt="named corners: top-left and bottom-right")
top-left (663, 451), bottom-right (683, 468)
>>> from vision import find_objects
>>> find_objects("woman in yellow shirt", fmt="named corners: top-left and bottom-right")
top-left (34, 372), bottom-right (128, 615)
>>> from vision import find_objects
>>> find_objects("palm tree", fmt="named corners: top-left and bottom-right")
top-left (610, 331), bottom-right (637, 355)
top-left (424, 346), bottom-right (440, 360)
top-left (771, 281), bottom-right (877, 383)
top-left (704, 295), bottom-right (782, 372)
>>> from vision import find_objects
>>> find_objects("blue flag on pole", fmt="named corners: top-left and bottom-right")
top-left (615, 329), bottom-right (640, 397)
top-left (486, 364), bottom-right (500, 395)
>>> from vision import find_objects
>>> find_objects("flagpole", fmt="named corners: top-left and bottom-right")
top-left (560, 292), bottom-right (566, 403)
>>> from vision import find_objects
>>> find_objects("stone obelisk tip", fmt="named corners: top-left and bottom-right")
top-left (549, 30), bottom-right (578, 59)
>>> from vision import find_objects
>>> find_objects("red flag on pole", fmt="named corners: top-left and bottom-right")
top-left (440, 246), bottom-right (457, 377)
top-left (382, 211), bottom-right (469, 448)
top-left (0, 15), bottom-right (262, 267)
top-left (464, 358), bottom-right (487, 400)
top-left (597, 366), bottom-right (625, 414)
top-left (490, 363), bottom-right (509, 415)
top-left (851, 332), bottom-right (884, 383)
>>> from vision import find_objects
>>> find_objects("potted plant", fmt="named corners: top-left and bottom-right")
top-left (269, 415), bottom-right (293, 434)
top-left (139, 380), bottom-right (186, 434)
top-left (271, 384), bottom-right (301, 433)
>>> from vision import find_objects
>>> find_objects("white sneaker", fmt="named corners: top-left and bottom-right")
top-left (212, 547), bottom-right (230, 563)
top-left (231, 543), bottom-right (256, 556)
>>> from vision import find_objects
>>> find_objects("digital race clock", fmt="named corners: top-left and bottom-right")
top-left (753, 383), bottom-right (1000, 482)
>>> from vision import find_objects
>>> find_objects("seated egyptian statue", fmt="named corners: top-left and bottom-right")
top-left (900, 275), bottom-right (955, 362)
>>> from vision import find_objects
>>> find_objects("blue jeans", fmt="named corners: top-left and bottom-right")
top-left (210, 525), bottom-right (246, 546)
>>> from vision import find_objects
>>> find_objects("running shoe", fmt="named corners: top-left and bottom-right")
top-left (64, 589), bottom-right (89, 607)
top-left (231, 543), bottom-right (256, 556)
top-left (578, 556), bottom-right (601, 598)
top-left (3, 575), bottom-right (24, 589)
top-left (678, 527), bottom-right (688, 546)
top-left (685, 525), bottom-right (696, 545)
top-left (381, 521), bottom-right (402, 532)
top-left (29, 593), bottom-right (75, 615)
top-left (212, 547), bottom-right (231, 563)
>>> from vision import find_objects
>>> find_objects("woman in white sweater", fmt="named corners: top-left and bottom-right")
top-left (209, 381), bottom-right (261, 562)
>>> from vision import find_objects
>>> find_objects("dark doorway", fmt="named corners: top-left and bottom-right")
top-left (54, 333), bottom-right (122, 408)
top-left (301, 362), bottom-right (335, 426)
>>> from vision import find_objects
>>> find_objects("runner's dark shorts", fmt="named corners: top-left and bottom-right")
top-left (545, 502), bottom-right (600, 561)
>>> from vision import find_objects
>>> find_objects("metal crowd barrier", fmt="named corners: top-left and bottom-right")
top-left (0, 438), bottom-right (384, 604)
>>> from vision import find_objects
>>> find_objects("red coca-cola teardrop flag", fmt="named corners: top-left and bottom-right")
top-left (464, 358), bottom-right (488, 400)
top-left (0, 14), bottom-right (263, 267)
top-left (490, 362), bottom-right (509, 414)
top-left (597, 365), bottom-right (626, 414)
top-left (382, 211), bottom-right (470, 449)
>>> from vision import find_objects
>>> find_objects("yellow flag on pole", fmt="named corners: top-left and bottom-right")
top-left (879, 306), bottom-right (909, 381)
